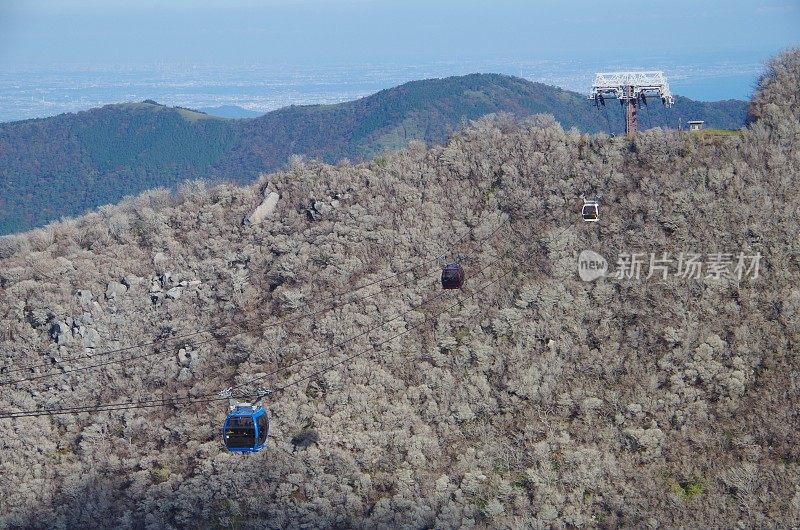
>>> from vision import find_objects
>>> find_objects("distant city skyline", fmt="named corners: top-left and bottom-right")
top-left (0, 0), bottom-right (797, 122)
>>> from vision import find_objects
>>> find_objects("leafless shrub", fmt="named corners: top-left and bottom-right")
top-left (0, 234), bottom-right (27, 259)
top-left (749, 47), bottom-right (800, 126)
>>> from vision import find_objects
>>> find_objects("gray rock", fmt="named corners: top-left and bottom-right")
top-left (330, 199), bottom-right (340, 208)
top-left (314, 201), bottom-right (332, 215)
top-left (160, 272), bottom-right (173, 287)
top-left (165, 287), bottom-right (183, 300)
top-left (76, 290), bottom-right (93, 304)
top-left (177, 348), bottom-right (191, 367)
top-left (50, 321), bottom-right (70, 345)
top-left (153, 252), bottom-right (167, 268)
top-left (81, 328), bottom-right (100, 349)
top-left (176, 367), bottom-right (192, 382)
top-left (188, 351), bottom-right (201, 371)
top-left (248, 191), bottom-right (280, 225)
top-left (122, 276), bottom-right (140, 289)
top-left (306, 200), bottom-right (334, 221)
top-left (149, 279), bottom-right (162, 293)
top-left (105, 281), bottom-right (127, 300)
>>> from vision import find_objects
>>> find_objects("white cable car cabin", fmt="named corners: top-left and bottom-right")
top-left (582, 200), bottom-right (599, 222)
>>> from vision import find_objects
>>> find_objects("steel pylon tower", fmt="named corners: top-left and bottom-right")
top-left (589, 71), bottom-right (674, 138)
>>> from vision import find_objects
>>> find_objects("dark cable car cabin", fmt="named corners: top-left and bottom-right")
top-left (582, 200), bottom-right (599, 222)
top-left (222, 404), bottom-right (270, 453)
top-left (441, 263), bottom-right (465, 289)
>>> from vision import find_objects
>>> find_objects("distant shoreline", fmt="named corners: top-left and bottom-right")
top-left (0, 60), bottom-right (760, 124)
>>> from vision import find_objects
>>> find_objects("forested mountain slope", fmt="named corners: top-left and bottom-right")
top-left (0, 74), bottom-right (746, 235)
top-left (0, 101), bottom-right (236, 234)
top-left (0, 50), bottom-right (796, 528)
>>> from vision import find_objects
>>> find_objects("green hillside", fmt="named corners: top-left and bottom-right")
top-left (0, 74), bottom-right (747, 234)
top-left (0, 101), bottom-right (237, 234)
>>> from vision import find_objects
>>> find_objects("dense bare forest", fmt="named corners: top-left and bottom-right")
top-left (0, 49), bottom-right (798, 528)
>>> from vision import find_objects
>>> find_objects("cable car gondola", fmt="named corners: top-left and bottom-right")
top-left (581, 199), bottom-right (599, 222)
top-left (441, 263), bottom-right (465, 289)
top-left (222, 402), bottom-right (270, 453)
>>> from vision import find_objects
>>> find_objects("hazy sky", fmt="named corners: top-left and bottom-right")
top-left (1, 0), bottom-right (798, 67)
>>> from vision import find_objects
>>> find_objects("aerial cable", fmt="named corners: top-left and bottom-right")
top-left (1, 228), bottom-right (521, 416)
top-left (0, 220), bottom-right (571, 420)
top-left (0, 234), bottom-right (440, 378)
top-left (0, 262), bottom-right (444, 387)
top-left (0, 253), bottom-right (509, 419)
top-left (283, 219), bottom-right (580, 396)
top-left (641, 99), bottom-right (653, 131)
top-left (212, 213), bottom-right (562, 399)
top-left (1, 215), bottom-right (509, 385)
top-left (0, 253), bottom-right (512, 419)
top-left (216, 230), bottom-right (529, 398)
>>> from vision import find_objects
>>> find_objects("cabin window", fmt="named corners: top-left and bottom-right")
top-left (256, 414), bottom-right (268, 445)
top-left (225, 416), bottom-right (256, 449)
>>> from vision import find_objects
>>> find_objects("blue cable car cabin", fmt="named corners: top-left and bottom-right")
top-left (222, 404), bottom-right (270, 453)
top-left (441, 263), bottom-right (465, 289)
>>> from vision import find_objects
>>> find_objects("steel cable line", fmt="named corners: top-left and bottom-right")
top-left (0, 261), bottom-right (444, 387)
top-left (0, 220), bottom-right (469, 377)
top-left (211, 229), bottom-right (528, 398)
top-left (202, 211), bottom-right (565, 400)
top-left (0, 220), bottom-right (573, 419)
top-left (0, 225), bottom-right (516, 415)
top-left (1, 216), bottom-right (509, 385)
top-left (644, 100), bottom-right (675, 153)
top-left (269, 255), bottom-right (523, 396)
top-left (0, 395), bottom-right (221, 418)
top-left (0, 229), bottom-right (520, 417)
top-left (0, 253), bottom-right (506, 419)
top-left (301, 204), bottom-right (495, 300)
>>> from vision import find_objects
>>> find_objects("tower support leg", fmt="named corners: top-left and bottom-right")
top-left (625, 85), bottom-right (637, 138)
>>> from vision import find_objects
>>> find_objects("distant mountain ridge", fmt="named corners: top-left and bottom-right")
top-left (0, 73), bottom-right (747, 234)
